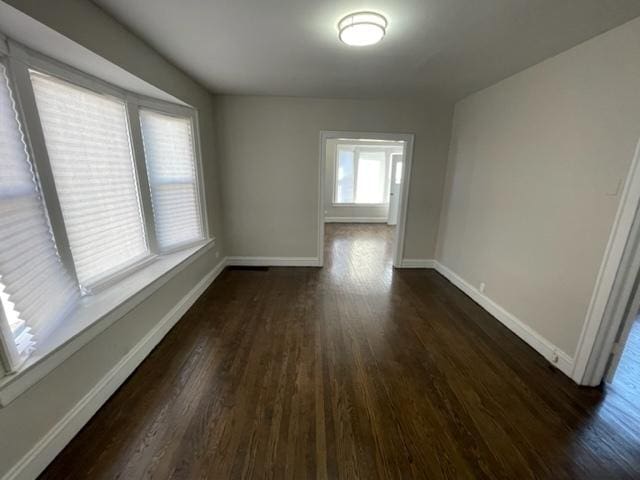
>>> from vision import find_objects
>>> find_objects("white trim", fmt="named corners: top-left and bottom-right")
top-left (572, 137), bottom-right (640, 385)
top-left (136, 104), bottom-right (210, 245)
top-left (318, 130), bottom-right (415, 269)
top-left (1, 257), bottom-right (226, 480)
top-left (434, 261), bottom-right (574, 377)
top-left (0, 241), bottom-right (215, 406)
top-left (324, 217), bottom-right (388, 223)
top-left (330, 203), bottom-right (389, 207)
top-left (399, 259), bottom-right (436, 269)
top-left (126, 104), bottom-right (159, 253)
top-left (226, 256), bottom-right (321, 267)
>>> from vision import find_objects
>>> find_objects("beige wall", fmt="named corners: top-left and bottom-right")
top-left (324, 139), bottom-right (403, 222)
top-left (437, 17), bottom-right (640, 357)
top-left (215, 95), bottom-right (453, 260)
top-left (0, 0), bottom-right (224, 477)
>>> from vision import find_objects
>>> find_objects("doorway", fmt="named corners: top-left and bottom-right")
top-left (317, 131), bottom-right (414, 268)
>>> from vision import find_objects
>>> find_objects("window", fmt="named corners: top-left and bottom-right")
top-left (0, 41), bottom-right (208, 374)
top-left (394, 161), bottom-right (403, 185)
top-left (139, 109), bottom-right (203, 251)
top-left (335, 148), bottom-right (355, 203)
top-left (0, 63), bottom-right (78, 371)
top-left (31, 72), bottom-right (148, 288)
top-left (334, 146), bottom-right (389, 204)
top-left (355, 151), bottom-right (386, 203)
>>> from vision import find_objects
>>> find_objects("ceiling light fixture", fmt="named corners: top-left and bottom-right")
top-left (338, 12), bottom-right (387, 47)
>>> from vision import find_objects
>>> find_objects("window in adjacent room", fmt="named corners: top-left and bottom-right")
top-left (333, 146), bottom-right (389, 205)
top-left (335, 148), bottom-right (355, 203)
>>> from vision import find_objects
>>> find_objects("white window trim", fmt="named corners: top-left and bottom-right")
top-left (332, 144), bottom-right (394, 206)
top-left (0, 36), bottom-right (213, 393)
top-left (136, 99), bottom-right (210, 247)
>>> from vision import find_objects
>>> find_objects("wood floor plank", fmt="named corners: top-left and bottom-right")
top-left (40, 224), bottom-right (640, 479)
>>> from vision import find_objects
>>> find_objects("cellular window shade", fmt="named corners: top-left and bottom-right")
top-left (0, 64), bottom-right (78, 369)
top-left (30, 72), bottom-right (148, 288)
top-left (139, 109), bottom-right (203, 250)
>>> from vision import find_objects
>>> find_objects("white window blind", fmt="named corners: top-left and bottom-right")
top-left (139, 109), bottom-right (203, 250)
top-left (30, 71), bottom-right (148, 288)
top-left (0, 64), bottom-right (78, 370)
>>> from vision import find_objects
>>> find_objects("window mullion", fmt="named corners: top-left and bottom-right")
top-left (190, 111), bottom-right (210, 239)
top-left (126, 103), bottom-right (159, 254)
top-left (333, 144), bottom-right (339, 203)
top-left (5, 56), bottom-right (82, 289)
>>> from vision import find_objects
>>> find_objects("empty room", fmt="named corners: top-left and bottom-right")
top-left (1, 1), bottom-right (640, 479)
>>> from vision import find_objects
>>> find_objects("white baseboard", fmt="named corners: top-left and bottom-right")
top-left (434, 261), bottom-right (573, 377)
top-left (398, 259), bottom-right (436, 268)
top-left (226, 256), bottom-right (321, 267)
top-left (3, 258), bottom-right (227, 480)
top-left (324, 217), bottom-right (388, 223)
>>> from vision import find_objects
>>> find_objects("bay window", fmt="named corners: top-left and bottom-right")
top-left (0, 40), bottom-right (209, 376)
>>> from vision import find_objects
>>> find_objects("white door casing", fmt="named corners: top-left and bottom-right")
top-left (387, 153), bottom-right (403, 225)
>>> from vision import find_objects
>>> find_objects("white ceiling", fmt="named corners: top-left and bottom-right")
top-left (93, 0), bottom-right (640, 101)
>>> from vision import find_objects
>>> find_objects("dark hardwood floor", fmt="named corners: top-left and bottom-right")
top-left (41, 224), bottom-right (640, 479)
top-left (611, 316), bottom-right (640, 403)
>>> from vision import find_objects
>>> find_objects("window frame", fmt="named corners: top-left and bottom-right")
top-left (332, 144), bottom-right (393, 207)
top-left (135, 101), bottom-right (210, 254)
top-left (2, 39), bottom-right (210, 293)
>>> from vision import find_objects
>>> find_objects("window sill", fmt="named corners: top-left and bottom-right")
top-left (331, 203), bottom-right (389, 207)
top-left (0, 238), bottom-right (215, 407)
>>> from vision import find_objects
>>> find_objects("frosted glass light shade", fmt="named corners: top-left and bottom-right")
top-left (338, 12), bottom-right (387, 46)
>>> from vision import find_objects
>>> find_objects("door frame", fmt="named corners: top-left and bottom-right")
top-left (317, 130), bottom-right (415, 268)
top-left (387, 152), bottom-right (403, 226)
top-left (572, 136), bottom-right (640, 385)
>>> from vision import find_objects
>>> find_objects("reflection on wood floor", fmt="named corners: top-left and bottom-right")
top-left (41, 224), bottom-right (640, 479)
top-left (611, 316), bottom-right (640, 403)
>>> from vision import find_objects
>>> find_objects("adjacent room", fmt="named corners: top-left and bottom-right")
top-left (322, 134), bottom-right (409, 273)
top-left (1, 1), bottom-right (640, 479)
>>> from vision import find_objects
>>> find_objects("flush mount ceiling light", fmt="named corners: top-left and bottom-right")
top-left (338, 12), bottom-right (387, 47)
